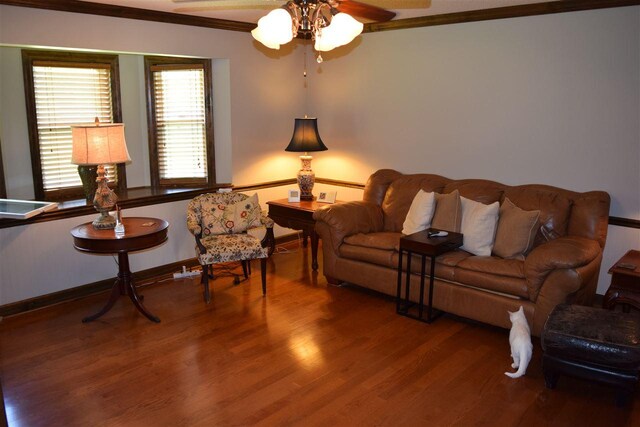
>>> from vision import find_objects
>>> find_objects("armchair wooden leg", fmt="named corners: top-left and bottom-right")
top-left (260, 258), bottom-right (267, 296)
top-left (242, 261), bottom-right (249, 279)
top-left (201, 266), bottom-right (211, 303)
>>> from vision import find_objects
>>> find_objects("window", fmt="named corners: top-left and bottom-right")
top-left (22, 50), bottom-right (126, 200)
top-left (145, 56), bottom-right (215, 188)
top-left (0, 138), bottom-right (6, 199)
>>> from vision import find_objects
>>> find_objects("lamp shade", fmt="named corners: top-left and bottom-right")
top-left (71, 122), bottom-right (131, 165)
top-left (285, 118), bottom-right (328, 152)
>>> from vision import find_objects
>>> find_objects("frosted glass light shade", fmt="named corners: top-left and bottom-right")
top-left (71, 123), bottom-right (131, 165)
top-left (251, 26), bottom-right (281, 50)
top-left (252, 8), bottom-right (294, 49)
top-left (314, 28), bottom-right (338, 52)
top-left (328, 13), bottom-right (363, 47)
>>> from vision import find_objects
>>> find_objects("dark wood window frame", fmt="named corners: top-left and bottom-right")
top-left (21, 49), bottom-right (127, 201)
top-left (144, 56), bottom-right (215, 189)
top-left (0, 137), bottom-right (6, 198)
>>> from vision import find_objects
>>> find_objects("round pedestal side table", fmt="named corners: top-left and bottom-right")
top-left (70, 217), bottom-right (169, 323)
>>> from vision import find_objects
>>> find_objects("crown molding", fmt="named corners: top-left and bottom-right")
top-left (1, 0), bottom-right (638, 35)
top-left (0, 0), bottom-right (255, 32)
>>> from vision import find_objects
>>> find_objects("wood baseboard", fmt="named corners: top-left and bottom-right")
top-left (0, 234), bottom-right (298, 317)
top-left (0, 258), bottom-right (201, 318)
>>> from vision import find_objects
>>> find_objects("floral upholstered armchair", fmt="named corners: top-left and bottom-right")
top-left (187, 192), bottom-right (275, 303)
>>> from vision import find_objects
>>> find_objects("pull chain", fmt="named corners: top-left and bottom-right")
top-left (304, 41), bottom-right (309, 117)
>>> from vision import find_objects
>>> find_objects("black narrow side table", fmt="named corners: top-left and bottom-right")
top-left (71, 217), bottom-right (169, 323)
top-left (396, 229), bottom-right (463, 323)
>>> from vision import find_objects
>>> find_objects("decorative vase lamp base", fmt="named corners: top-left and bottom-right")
top-left (92, 209), bottom-right (117, 229)
top-left (91, 164), bottom-right (118, 229)
top-left (297, 155), bottom-right (315, 200)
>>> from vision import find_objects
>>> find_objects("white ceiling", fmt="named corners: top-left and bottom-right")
top-left (85, 0), bottom-right (551, 24)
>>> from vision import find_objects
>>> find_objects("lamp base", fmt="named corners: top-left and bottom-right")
top-left (92, 164), bottom-right (118, 229)
top-left (297, 155), bottom-right (315, 201)
top-left (92, 211), bottom-right (117, 229)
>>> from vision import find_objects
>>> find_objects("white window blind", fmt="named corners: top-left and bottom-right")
top-left (151, 65), bottom-right (208, 181)
top-left (32, 62), bottom-right (116, 191)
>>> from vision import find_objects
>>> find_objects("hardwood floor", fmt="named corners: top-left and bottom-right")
top-left (1, 244), bottom-right (639, 426)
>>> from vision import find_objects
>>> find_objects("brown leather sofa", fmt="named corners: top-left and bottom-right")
top-left (313, 169), bottom-right (611, 336)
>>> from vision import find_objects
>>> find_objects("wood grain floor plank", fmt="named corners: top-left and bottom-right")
top-left (1, 246), bottom-right (640, 426)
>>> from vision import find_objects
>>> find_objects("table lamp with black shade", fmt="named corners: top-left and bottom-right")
top-left (71, 118), bottom-right (131, 229)
top-left (285, 117), bottom-right (328, 200)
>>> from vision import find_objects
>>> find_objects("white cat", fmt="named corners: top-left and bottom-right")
top-left (504, 306), bottom-right (533, 379)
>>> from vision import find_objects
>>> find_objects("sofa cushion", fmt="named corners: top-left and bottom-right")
top-left (344, 232), bottom-right (401, 251)
top-left (201, 193), bottom-right (261, 235)
top-left (198, 233), bottom-right (268, 264)
top-left (391, 250), bottom-right (470, 282)
top-left (230, 193), bottom-right (263, 233)
top-left (402, 190), bottom-right (436, 235)
top-left (493, 198), bottom-right (540, 260)
top-left (455, 257), bottom-right (529, 298)
top-left (443, 179), bottom-right (504, 205)
top-left (431, 190), bottom-right (462, 232)
top-left (381, 175), bottom-right (449, 231)
top-left (503, 186), bottom-right (572, 247)
top-left (460, 197), bottom-right (500, 256)
top-left (340, 244), bottom-right (396, 268)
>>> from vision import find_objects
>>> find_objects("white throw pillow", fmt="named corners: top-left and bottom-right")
top-left (402, 189), bottom-right (436, 235)
top-left (460, 197), bottom-right (500, 256)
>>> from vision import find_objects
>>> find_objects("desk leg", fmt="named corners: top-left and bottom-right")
top-left (311, 229), bottom-right (319, 271)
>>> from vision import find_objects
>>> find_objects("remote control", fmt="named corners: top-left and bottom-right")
top-left (428, 230), bottom-right (449, 237)
top-left (617, 262), bottom-right (637, 270)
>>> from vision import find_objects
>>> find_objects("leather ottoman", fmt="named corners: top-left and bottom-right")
top-left (541, 304), bottom-right (640, 405)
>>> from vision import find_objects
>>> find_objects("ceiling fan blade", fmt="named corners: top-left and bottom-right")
top-left (335, 0), bottom-right (396, 22)
top-left (174, 0), bottom-right (284, 12)
top-left (172, 0), bottom-right (277, 3)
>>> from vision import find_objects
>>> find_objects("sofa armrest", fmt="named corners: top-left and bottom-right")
top-left (524, 236), bottom-right (601, 301)
top-left (313, 201), bottom-right (383, 252)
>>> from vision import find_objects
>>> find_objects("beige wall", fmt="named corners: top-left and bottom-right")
top-left (307, 7), bottom-right (640, 293)
top-left (0, 4), bottom-right (638, 304)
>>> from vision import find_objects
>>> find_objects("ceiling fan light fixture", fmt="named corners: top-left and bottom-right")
top-left (315, 11), bottom-right (363, 51)
top-left (326, 12), bottom-right (363, 47)
top-left (252, 7), bottom-right (294, 48)
top-left (314, 27), bottom-right (338, 52)
top-left (252, 1), bottom-right (365, 53)
top-left (251, 26), bottom-right (282, 49)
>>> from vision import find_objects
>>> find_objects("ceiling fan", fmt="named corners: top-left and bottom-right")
top-left (172, 1), bottom-right (398, 23)
top-left (173, 0), bottom-right (405, 56)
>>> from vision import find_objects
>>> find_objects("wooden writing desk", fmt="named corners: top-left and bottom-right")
top-left (267, 199), bottom-right (329, 271)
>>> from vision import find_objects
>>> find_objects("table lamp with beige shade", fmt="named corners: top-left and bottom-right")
top-left (71, 118), bottom-right (131, 229)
